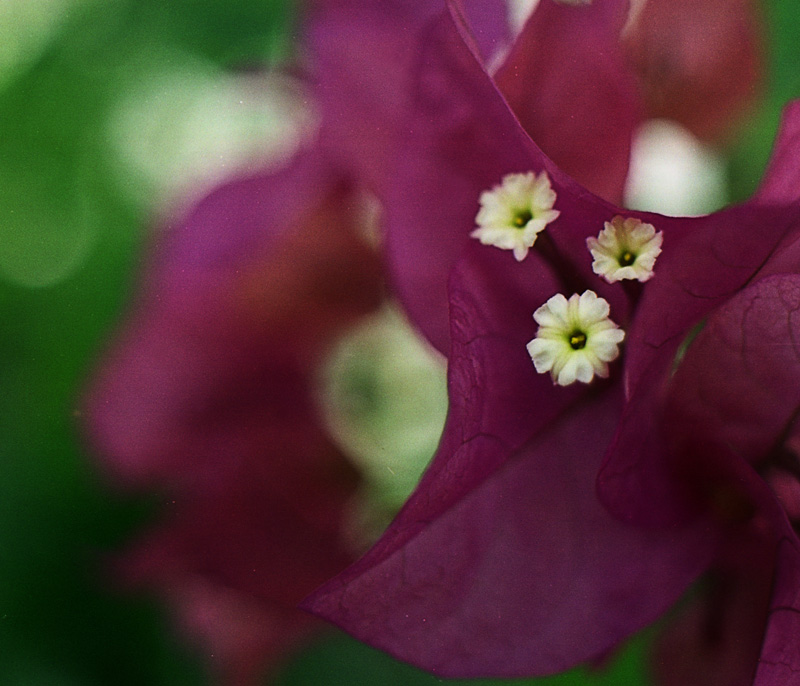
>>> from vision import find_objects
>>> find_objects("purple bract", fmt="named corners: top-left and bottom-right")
top-left (303, 3), bottom-right (800, 684)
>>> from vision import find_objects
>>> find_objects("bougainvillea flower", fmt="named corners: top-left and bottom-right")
top-left (376, 0), bottom-right (643, 352)
top-left (303, 2), bottom-right (800, 682)
top-left (84, 1), bottom-right (511, 682)
top-left (307, 0), bottom-right (511, 195)
top-left (381, 0), bottom-right (763, 354)
top-left (82, 0), bottom-right (765, 681)
top-left (83, 147), bottom-right (384, 684)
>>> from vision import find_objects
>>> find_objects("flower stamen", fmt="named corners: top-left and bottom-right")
top-left (513, 209), bottom-right (533, 227)
top-left (569, 331), bottom-right (587, 350)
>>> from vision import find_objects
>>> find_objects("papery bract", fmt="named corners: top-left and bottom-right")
top-left (307, 0), bottom-right (509, 195)
top-left (304, 2), bottom-right (800, 683)
top-left (84, 147), bottom-right (383, 685)
top-left (383, 0), bottom-right (764, 355)
top-left (495, 0), bottom-right (638, 203)
top-left (83, 1), bottom-right (513, 681)
top-left (385, 0), bottom-right (641, 352)
top-left (83, 0), bottom-right (773, 681)
top-left (623, 0), bottom-right (763, 141)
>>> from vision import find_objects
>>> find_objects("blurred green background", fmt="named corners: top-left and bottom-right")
top-left (1, 0), bottom-right (798, 684)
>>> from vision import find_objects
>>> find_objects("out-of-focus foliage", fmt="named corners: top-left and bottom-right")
top-left (275, 631), bottom-right (652, 686)
top-left (727, 0), bottom-right (800, 200)
top-left (0, 0), bottom-right (292, 683)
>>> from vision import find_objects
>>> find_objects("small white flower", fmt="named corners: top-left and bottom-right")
top-left (527, 291), bottom-right (625, 386)
top-left (587, 215), bottom-right (663, 283)
top-left (471, 171), bottom-right (560, 261)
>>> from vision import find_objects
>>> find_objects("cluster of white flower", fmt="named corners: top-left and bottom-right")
top-left (473, 171), bottom-right (663, 385)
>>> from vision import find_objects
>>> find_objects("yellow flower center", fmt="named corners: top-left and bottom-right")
top-left (513, 209), bottom-right (532, 228)
top-left (569, 331), bottom-right (587, 350)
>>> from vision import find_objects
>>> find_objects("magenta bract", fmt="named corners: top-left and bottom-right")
top-left (303, 3), bottom-right (800, 683)
top-left (84, 148), bottom-right (383, 683)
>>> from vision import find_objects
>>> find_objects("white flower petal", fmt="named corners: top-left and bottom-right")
top-left (472, 171), bottom-right (560, 259)
top-left (527, 290), bottom-right (624, 385)
top-left (587, 215), bottom-right (663, 283)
